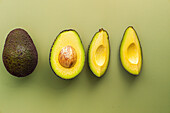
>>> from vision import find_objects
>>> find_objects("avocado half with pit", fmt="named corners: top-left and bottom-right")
top-left (49, 29), bottom-right (85, 79)
top-left (88, 28), bottom-right (110, 77)
top-left (120, 26), bottom-right (142, 75)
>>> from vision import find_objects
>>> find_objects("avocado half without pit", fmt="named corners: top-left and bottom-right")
top-left (2, 28), bottom-right (38, 77)
top-left (88, 28), bottom-right (110, 77)
top-left (49, 29), bottom-right (85, 79)
top-left (120, 26), bottom-right (142, 75)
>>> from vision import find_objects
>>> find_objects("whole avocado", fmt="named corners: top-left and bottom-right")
top-left (2, 28), bottom-right (38, 77)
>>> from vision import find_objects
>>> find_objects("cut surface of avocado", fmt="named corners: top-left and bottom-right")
top-left (50, 29), bottom-right (85, 79)
top-left (88, 28), bottom-right (110, 77)
top-left (120, 26), bottom-right (142, 75)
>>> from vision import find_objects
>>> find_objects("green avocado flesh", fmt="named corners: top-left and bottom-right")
top-left (88, 28), bottom-right (110, 77)
top-left (2, 28), bottom-right (38, 77)
top-left (50, 29), bottom-right (85, 79)
top-left (120, 26), bottom-right (142, 75)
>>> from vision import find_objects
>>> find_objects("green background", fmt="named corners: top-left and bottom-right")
top-left (0, 0), bottom-right (170, 113)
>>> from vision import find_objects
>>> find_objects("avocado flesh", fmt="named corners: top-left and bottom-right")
top-left (2, 28), bottom-right (38, 77)
top-left (88, 29), bottom-right (110, 77)
top-left (50, 29), bottom-right (85, 79)
top-left (120, 26), bottom-right (142, 75)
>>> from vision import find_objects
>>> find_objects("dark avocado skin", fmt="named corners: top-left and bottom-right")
top-left (2, 28), bottom-right (38, 77)
top-left (49, 29), bottom-right (85, 80)
top-left (119, 26), bottom-right (143, 76)
top-left (87, 28), bottom-right (110, 78)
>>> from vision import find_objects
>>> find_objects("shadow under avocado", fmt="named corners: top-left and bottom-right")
top-left (10, 75), bottom-right (34, 88)
top-left (84, 53), bottom-right (106, 87)
top-left (117, 53), bottom-right (139, 86)
top-left (42, 59), bottom-right (76, 91)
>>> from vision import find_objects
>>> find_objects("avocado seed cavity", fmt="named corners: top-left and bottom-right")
top-left (127, 43), bottom-right (139, 64)
top-left (95, 45), bottom-right (106, 66)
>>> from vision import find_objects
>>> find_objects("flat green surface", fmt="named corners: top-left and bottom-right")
top-left (0, 0), bottom-right (170, 113)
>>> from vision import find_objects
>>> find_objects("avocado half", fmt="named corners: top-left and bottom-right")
top-left (120, 26), bottom-right (142, 75)
top-left (88, 28), bottom-right (110, 77)
top-left (49, 29), bottom-right (85, 79)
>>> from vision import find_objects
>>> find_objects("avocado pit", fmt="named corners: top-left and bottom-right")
top-left (58, 45), bottom-right (77, 68)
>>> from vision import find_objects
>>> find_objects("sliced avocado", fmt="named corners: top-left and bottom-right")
top-left (2, 28), bottom-right (38, 77)
top-left (88, 28), bottom-right (110, 77)
top-left (120, 26), bottom-right (142, 75)
top-left (49, 29), bottom-right (85, 79)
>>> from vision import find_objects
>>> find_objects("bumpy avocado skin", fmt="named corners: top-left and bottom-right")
top-left (49, 29), bottom-right (85, 80)
top-left (119, 26), bottom-right (143, 76)
top-left (88, 28), bottom-right (110, 78)
top-left (2, 28), bottom-right (38, 77)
